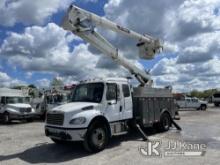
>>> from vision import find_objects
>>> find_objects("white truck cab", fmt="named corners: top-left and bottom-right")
top-left (0, 88), bottom-right (36, 123)
top-left (45, 78), bottom-right (133, 148)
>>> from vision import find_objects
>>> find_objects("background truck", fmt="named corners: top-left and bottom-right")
top-left (32, 89), bottom-right (72, 119)
top-left (45, 5), bottom-right (181, 152)
top-left (0, 88), bottom-right (36, 123)
top-left (174, 94), bottom-right (207, 110)
top-left (212, 92), bottom-right (220, 107)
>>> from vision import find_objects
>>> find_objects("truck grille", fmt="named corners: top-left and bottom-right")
top-left (46, 113), bottom-right (64, 126)
top-left (20, 108), bottom-right (32, 113)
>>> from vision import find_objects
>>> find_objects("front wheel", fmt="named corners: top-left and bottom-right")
top-left (83, 121), bottom-right (109, 152)
top-left (3, 112), bottom-right (10, 123)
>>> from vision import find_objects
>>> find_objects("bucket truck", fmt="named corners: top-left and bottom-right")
top-left (45, 5), bottom-right (181, 152)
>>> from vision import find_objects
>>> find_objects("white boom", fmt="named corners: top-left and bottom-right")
top-left (61, 5), bottom-right (162, 86)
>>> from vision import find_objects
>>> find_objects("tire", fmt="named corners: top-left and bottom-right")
top-left (200, 105), bottom-right (207, 111)
top-left (26, 118), bottom-right (34, 122)
top-left (214, 103), bottom-right (219, 107)
top-left (40, 112), bottom-right (46, 121)
top-left (159, 113), bottom-right (171, 132)
top-left (3, 112), bottom-right (10, 124)
top-left (83, 121), bottom-right (109, 153)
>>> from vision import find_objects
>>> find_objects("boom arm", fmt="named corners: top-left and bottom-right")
top-left (61, 5), bottom-right (162, 86)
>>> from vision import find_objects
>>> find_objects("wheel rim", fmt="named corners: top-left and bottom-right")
top-left (4, 114), bottom-right (9, 122)
top-left (91, 128), bottom-right (106, 147)
top-left (163, 116), bottom-right (169, 129)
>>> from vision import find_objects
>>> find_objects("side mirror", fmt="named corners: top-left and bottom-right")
top-left (108, 100), bottom-right (117, 105)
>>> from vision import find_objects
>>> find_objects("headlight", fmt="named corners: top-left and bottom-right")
top-left (69, 117), bottom-right (86, 125)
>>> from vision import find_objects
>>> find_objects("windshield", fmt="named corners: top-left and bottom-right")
top-left (6, 97), bottom-right (30, 104)
top-left (214, 93), bottom-right (220, 98)
top-left (46, 94), bottom-right (69, 104)
top-left (72, 83), bottom-right (104, 103)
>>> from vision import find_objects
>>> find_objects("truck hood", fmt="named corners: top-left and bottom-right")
top-left (51, 102), bottom-right (99, 113)
top-left (199, 100), bottom-right (207, 104)
top-left (7, 103), bottom-right (31, 108)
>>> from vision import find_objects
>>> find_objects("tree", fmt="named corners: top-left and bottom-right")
top-left (12, 85), bottom-right (26, 90)
top-left (190, 89), bottom-right (217, 99)
top-left (50, 77), bottom-right (64, 89)
top-left (28, 84), bottom-right (37, 89)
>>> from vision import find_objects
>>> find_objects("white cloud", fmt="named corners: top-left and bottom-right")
top-left (36, 78), bottom-right (50, 88)
top-left (177, 31), bottom-right (220, 63)
top-left (102, 0), bottom-right (220, 91)
top-left (151, 57), bottom-right (220, 92)
top-left (0, 71), bottom-right (25, 87)
top-left (0, 0), bottom-right (72, 26)
top-left (1, 0), bottom-right (220, 91)
top-left (0, 23), bottom-right (133, 84)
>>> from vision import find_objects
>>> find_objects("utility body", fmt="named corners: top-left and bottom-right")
top-left (45, 5), bottom-right (180, 152)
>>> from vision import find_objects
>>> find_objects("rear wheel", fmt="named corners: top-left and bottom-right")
top-left (159, 113), bottom-right (171, 132)
top-left (214, 103), bottom-right (219, 107)
top-left (3, 112), bottom-right (10, 124)
top-left (83, 121), bottom-right (109, 152)
top-left (200, 105), bottom-right (207, 111)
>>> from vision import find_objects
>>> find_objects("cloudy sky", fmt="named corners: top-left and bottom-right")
top-left (0, 0), bottom-right (220, 92)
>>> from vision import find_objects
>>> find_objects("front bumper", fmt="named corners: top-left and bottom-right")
top-left (45, 125), bottom-right (87, 141)
top-left (10, 113), bottom-right (36, 120)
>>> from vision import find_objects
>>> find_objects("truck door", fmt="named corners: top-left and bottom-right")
top-left (186, 98), bottom-right (191, 108)
top-left (191, 98), bottom-right (199, 108)
top-left (122, 84), bottom-right (133, 120)
top-left (105, 83), bottom-right (121, 122)
top-left (0, 97), bottom-right (5, 112)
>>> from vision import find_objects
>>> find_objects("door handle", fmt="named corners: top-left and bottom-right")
top-left (119, 106), bottom-right (122, 112)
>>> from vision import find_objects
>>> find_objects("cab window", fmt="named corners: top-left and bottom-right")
top-left (0, 97), bottom-right (5, 104)
top-left (192, 99), bottom-right (198, 102)
top-left (106, 83), bottom-right (117, 100)
top-left (122, 84), bottom-right (130, 97)
top-left (186, 99), bottom-right (191, 102)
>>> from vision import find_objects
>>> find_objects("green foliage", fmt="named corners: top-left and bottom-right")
top-left (11, 85), bottom-right (26, 90)
top-left (50, 78), bottom-right (64, 88)
top-left (190, 89), bottom-right (217, 98)
top-left (28, 84), bottom-right (37, 89)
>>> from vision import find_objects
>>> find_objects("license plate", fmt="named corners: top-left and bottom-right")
top-left (48, 128), bottom-right (63, 138)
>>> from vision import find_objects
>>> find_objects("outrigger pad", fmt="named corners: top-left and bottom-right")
top-left (135, 124), bottom-right (148, 141)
